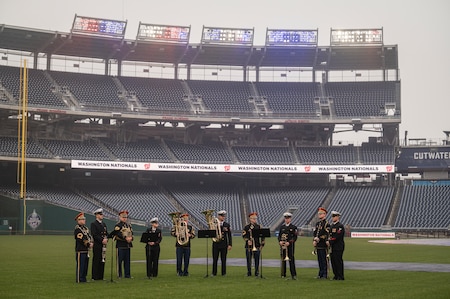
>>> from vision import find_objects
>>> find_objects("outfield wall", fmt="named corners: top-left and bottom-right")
top-left (0, 195), bottom-right (118, 235)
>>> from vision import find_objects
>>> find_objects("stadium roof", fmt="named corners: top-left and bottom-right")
top-left (0, 24), bottom-right (398, 70)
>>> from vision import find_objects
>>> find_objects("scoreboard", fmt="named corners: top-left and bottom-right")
top-left (71, 15), bottom-right (127, 38)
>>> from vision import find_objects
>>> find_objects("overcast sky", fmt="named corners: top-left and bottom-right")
top-left (1, 0), bottom-right (449, 144)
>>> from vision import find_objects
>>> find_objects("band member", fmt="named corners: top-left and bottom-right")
top-left (90, 208), bottom-right (108, 281)
top-left (242, 212), bottom-right (265, 277)
top-left (278, 212), bottom-right (298, 280)
top-left (108, 210), bottom-right (133, 278)
top-left (313, 207), bottom-right (330, 279)
top-left (74, 212), bottom-right (93, 283)
top-left (212, 210), bottom-right (232, 276)
top-left (141, 217), bottom-right (162, 278)
top-left (171, 213), bottom-right (195, 276)
top-left (329, 211), bottom-right (345, 280)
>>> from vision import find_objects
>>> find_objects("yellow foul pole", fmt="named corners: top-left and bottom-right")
top-left (18, 60), bottom-right (28, 235)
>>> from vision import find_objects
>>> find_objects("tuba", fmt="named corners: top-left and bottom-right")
top-left (201, 209), bottom-right (222, 242)
top-left (169, 212), bottom-right (189, 246)
top-left (120, 226), bottom-right (133, 243)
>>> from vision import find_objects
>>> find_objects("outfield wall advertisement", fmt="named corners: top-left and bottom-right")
top-left (71, 160), bottom-right (394, 174)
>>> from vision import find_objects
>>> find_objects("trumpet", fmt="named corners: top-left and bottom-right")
top-left (201, 209), bottom-right (222, 242)
top-left (169, 212), bottom-right (189, 246)
top-left (280, 233), bottom-right (290, 261)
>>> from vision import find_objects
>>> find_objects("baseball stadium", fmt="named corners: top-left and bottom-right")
top-left (0, 15), bottom-right (449, 299)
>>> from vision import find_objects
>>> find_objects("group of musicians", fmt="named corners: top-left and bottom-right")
top-left (74, 207), bottom-right (344, 282)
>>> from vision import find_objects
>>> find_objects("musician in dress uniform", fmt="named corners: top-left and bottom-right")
top-left (313, 207), bottom-right (331, 279)
top-left (90, 208), bottom-right (108, 281)
top-left (108, 210), bottom-right (133, 278)
top-left (278, 212), bottom-right (298, 280)
top-left (171, 213), bottom-right (195, 276)
top-left (329, 211), bottom-right (345, 280)
top-left (74, 212), bottom-right (93, 283)
top-left (242, 212), bottom-right (265, 277)
top-left (141, 217), bottom-right (162, 278)
top-left (212, 210), bottom-right (232, 276)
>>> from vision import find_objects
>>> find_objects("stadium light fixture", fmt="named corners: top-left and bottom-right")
top-left (201, 26), bottom-right (254, 45)
top-left (265, 29), bottom-right (318, 46)
top-left (137, 23), bottom-right (190, 43)
top-left (71, 14), bottom-right (127, 38)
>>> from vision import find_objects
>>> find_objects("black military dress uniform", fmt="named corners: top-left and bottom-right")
top-left (313, 207), bottom-right (331, 279)
top-left (278, 212), bottom-right (298, 279)
top-left (90, 209), bottom-right (108, 280)
top-left (329, 211), bottom-right (345, 280)
top-left (242, 212), bottom-right (265, 277)
top-left (212, 211), bottom-right (232, 276)
top-left (140, 218), bottom-right (162, 278)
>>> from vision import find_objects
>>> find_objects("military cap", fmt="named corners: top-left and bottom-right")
top-left (283, 212), bottom-right (292, 218)
top-left (217, 210), bottom-right (227, 216)
top-left (150, 217), bottom-right (158, 223)
top-left (94, 208), bottom-right (103, 215)
top-left (331, 211), bottom-right (341, 217)
top-left (318, 207), bottom-right (328, 214)
top-left (248, 212), bottom-right (258, 218)
top-left (74, 212), bottom-right (85, 221)
top-left (119, 210), bottom-right (129, 217)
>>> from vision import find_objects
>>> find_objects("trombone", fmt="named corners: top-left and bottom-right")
top-left (249, 224), bottom-right (258, 252)
top-left (280, 233), bottom-right (290, 261)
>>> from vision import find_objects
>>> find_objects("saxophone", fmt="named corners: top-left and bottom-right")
top-left (169, 212), bottom-right (190, 246)
top-left (201, 209), bottom-right (222, 242)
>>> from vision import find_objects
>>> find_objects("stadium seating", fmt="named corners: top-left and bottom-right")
top-left (49, 70), bottom-right (126, 109)
top-left (82, 185), bottom-right (177, 227)
top-left (232, 146), bottom-right (294, 164)
top-left (247, 186), bottom-right (329, 228)
top-left (0, 65), bottom-right (66, 107)
top-left (0, 136), bottom-right (52, 158)
top-left (103, 139), bottom-right (172, 162)
top-left (118, 76), bottom-right (189, 112)
top-left (325, 81), bottom-right (398, 118)
top-left (255, 82), bottom-right (319, 115)
top-left (297, 146), bottom-right (356, 165)
top-left (327, 186), bottom-right (394, 228)
top-left (165, 140), bottom-right (232, 163)
top-left (394, 186), bottom-right (450, 229)
top-left (0, 184), bottom-right (107, 218)
top-left (39, 139), bottom-right (111, 161)
top-left (360, 143), bottom-right (395, 164)
top-left (186, 80), bottom-right (253, 113)
top-left (167, 185), bottom-right (242, 231)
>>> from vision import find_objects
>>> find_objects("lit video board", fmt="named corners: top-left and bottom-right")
top-left (72, 15), bottom-right (127, 38)
top-left (202, 27), bottom-right (254, 45)
top-left (266, 29), bottom-right (318, 46)
top-left (137, 23), bottom-right (190, 43)
top-left (331, 29), bottom-right (383, 46)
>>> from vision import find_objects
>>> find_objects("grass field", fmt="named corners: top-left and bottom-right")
top-left (1, 235), bottom-right (449, 298)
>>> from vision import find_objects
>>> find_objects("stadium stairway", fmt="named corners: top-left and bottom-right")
top-left (385, 183), bottom-right (404, 227)
top-left (160, 139), bottom-right (179, 162)
top-left (307, 187), bottom-right (336, 226)
top-left (159, 185), bottom-right (205, 230)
